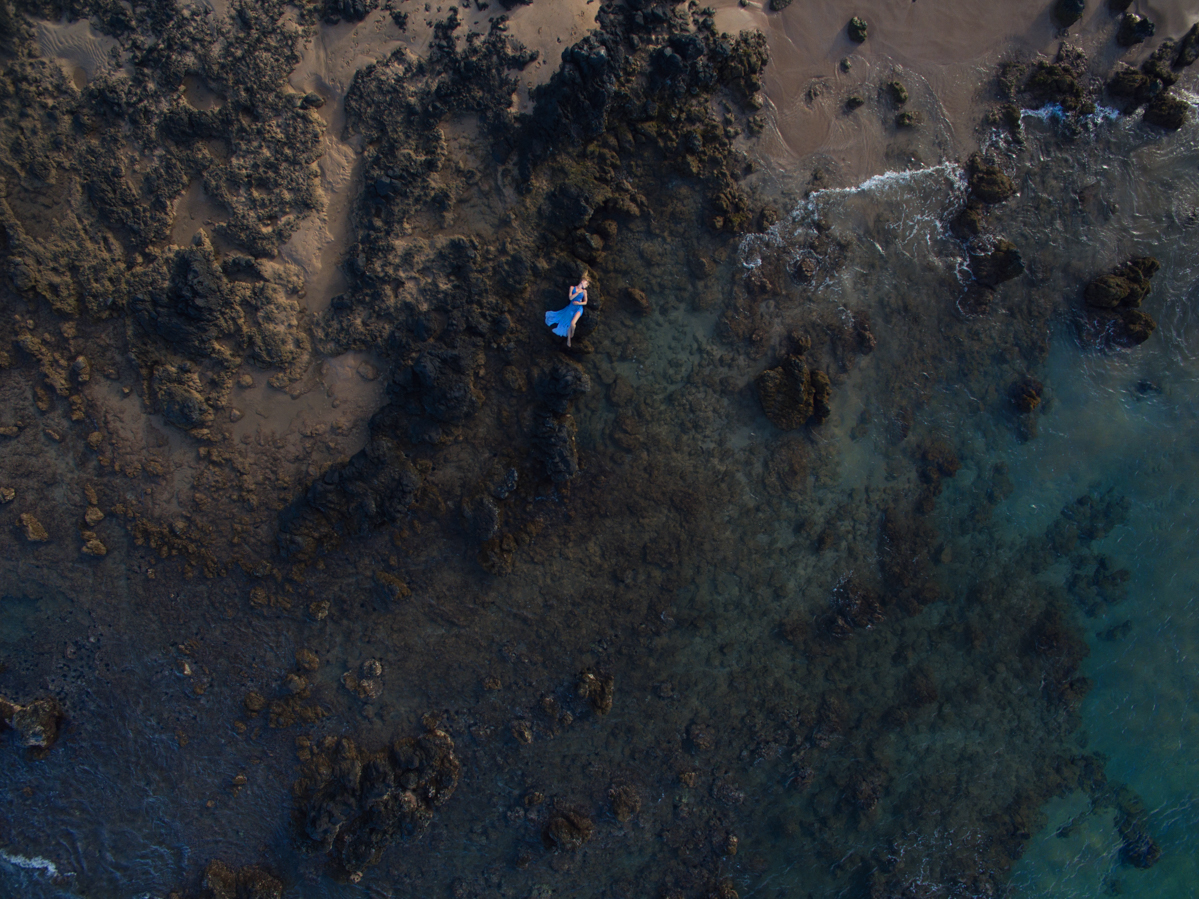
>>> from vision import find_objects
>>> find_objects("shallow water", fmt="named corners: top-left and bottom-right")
top-left (5, 2), bottom-right (1199, 898)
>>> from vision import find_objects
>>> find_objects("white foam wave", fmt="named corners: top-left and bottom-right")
top-left (0, 848), bottom-right (62, 877)
top-left (739, 163), bottom-right (967, 270)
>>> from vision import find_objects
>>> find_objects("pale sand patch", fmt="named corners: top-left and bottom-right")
top-left (502, 0), bottom-right (600, 112)
top-left (713, 0), bottom-right (1197, 182)
top-left (34, 17), bottom-right (120, 87)
top-left (170, 179), bottom-right (228, 248)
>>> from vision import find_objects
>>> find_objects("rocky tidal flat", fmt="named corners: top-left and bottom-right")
top-left (1, 2), bottom-right (1199, 898)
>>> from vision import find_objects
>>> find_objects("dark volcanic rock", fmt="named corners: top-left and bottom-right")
top-left (1116, 14), bottom-right (1155, 47)
top-left (409, 349), bottom-right (485, 423)
top-left (1053, 0), bottom-right (1085, 28)
top-left (1143, 93), bottom-right (1187, 130)
top-left (535, 359), bottom-right (591, 414)
top-left (756, 356), bottom-right (831, 430)
top-left (1106, 65), bottom-right (1156, 109)
top-left (967, 155), bottom-right (1016, 204)
top-left (323, 0), bottom-right (377, 24)
top-left (969, 240), bottom-right (1025, 288)
top-left (299, 730), bottom-right (460, 878)
top-left (535, 414), bottom-right (579, 483)
top-left (1024, 61), bottom-right (1083, 110)
top-left (151, 365), bottom-right (215, 430)
top-left (544, 809), bottom-right (594, 851)
top-left (1175, 24), bottom-right (1199, 68)
top-left (1084, 257), bottom-right (1159, 309)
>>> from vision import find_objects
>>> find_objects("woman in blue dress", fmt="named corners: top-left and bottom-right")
top-left (545, 278), bottom-right (589, 347)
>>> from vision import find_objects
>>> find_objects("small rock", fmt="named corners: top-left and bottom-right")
top-left (71, 356), bottom-right (91, 384)
top-left (1011, 377), bottom-right (1044, 413)
top-left (885, 80), bottom-right (908, 104)
top-left (0, 488), bottom-right (13, 504)
top-left (81, 537), bottom-right (107, 557)
top-left (361, 659), bottom-right (383, 678)
top-left (229, 408), bottom-right (244, 423)
top-left (544, 810), bottom-right (593, 851)
top-left (296, 649), bottom-right (320, 671)
top-left (19, 513), bottom-right (48, 543)
top-left (845, 94), bottom-right (865, 111)
top-left (847, 16), bottom-right (868, 43)
top-left (237, 374), bottom-right (255, 389)
top-left (84, 506), bottom-right (104, 526)
top-left (624, 287), bottom-right (652, 315)
top-left (356, 361), bottom-right (379, 381)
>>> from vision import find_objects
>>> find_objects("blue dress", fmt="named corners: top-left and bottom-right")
top-left (546, 286), bottom-right (585, 337)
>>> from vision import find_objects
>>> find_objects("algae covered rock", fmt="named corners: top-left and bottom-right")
top-left (1117, 14), bottom-right (1155, 47)
top-left (756, 356), bottom-right (831, 430)
top-left (200, 861), bottom-right (283, 899)
top-left (969, 240), bottom-right (1025, 288)
top-left (1143, 93), bottom-right (1187, 130)
top-left (1084, 257), bottom-right (1159, 309)
top-left (847, 17), bottom-right (868, 43)
top-left (298, 729), bottom-right (460, 878)
top-left (967, 155), bottom-right (1016, 204)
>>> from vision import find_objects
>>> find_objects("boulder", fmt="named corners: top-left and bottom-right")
top-left (1084, 257), bottom-right (1159, 308)
top-left (1144, 93), bottom-right (1187, 130)
top-left (756, 356), bottom-right (831, 430)
top-left (967, 156), bottom-right (1016, 204)
top-left (847, 17), bottom-right (868, 43)
top-left (969, 240), bottom-right (1025, 287)
top-left (1116, 14), bottom-right (1155, 47)
top-left (1053, 0), bottom-right (1085, 28)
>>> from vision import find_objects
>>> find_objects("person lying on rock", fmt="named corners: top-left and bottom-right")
top-left (545, 278), bottom-right (589, 347)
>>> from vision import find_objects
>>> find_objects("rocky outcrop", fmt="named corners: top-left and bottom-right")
top-left (1079, 257), bottom-right (1160, 348)
top-left (968, 240), bottom-right (1025, 288)
top-left (756, 355), bottom-right (832, 430)
top-left (297, 729), bottom-right (460, 880)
